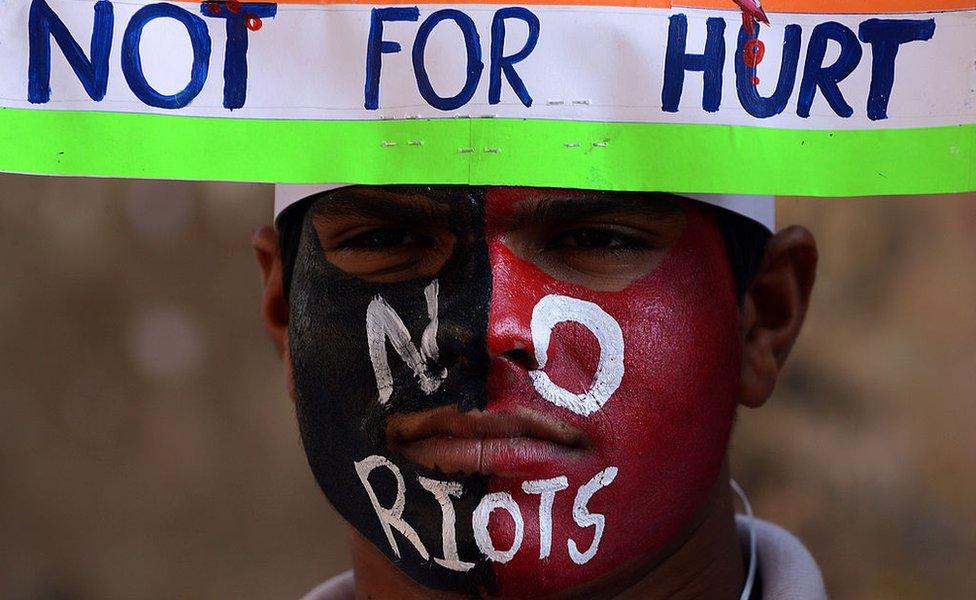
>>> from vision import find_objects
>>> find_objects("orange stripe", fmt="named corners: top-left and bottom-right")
top-left (222, 0), bottom-right (976, 12)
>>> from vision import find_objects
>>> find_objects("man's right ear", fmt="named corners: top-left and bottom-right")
top-left (252, 226), bottom-right (289, 358)
top-left (737, 225), bottom-right (817, 408)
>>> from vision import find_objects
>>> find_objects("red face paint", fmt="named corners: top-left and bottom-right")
top-left (481, 187), bottom-right (741, 597)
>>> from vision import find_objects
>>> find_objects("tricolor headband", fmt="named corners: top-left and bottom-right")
top-left (273, 184), bottom-right (776, 230)
top-left (1, 0), bottom-right (973, 196)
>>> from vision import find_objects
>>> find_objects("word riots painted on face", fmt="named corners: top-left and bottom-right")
top-left (24, 0), bottom-right (936, 120)
top-left (356, 455), bottom-right (619, 569)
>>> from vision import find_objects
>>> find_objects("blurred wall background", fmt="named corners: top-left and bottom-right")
top-left (0, 175), bottom-right (973, 599)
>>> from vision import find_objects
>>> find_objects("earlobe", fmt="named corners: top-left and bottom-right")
top-left (738, 225), bottom-right (818, 408)
top-left (252, 226), bottom-right (289, 358)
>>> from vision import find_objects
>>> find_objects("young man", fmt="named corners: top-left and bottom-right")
top-left (252, 184), bottom-right (824, 599)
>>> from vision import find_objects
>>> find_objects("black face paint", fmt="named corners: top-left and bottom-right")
top-left (288, 186), bottom-right (495, 593)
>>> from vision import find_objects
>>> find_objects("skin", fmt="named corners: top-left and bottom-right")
top-left (253, 186), bottom-right (818, 599)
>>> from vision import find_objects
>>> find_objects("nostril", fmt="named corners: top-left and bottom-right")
top-left (486, 314), bottom-right (536, 361)
top-left (500, 347), bottom-right (538, 370)
top-left (436, 345), bottom-right (460, 369)
top-left (436, 332), bottom-right (479, 369)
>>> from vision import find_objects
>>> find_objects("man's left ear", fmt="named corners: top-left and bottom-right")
top-left (738, 225), bottom-right (818, 408)
top-left (252, 226), bottom-right (289, 358)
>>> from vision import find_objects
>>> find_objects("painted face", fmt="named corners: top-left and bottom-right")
top-left (287, 186), bottom-right (741, 597)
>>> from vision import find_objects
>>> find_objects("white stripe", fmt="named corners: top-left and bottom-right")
top-left (2, 1), bottom-right (973, 130)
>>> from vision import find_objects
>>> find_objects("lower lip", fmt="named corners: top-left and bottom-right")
top-left (394, 436), bottom-right (584, 478)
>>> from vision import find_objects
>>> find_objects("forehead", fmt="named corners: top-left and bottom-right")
top-left (305, 185), bottom-right (684, 223)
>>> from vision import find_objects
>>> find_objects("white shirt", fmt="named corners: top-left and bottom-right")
top-left (300, 517), bottom-right (827, 600)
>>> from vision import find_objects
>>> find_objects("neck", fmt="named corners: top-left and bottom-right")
top-left (349, 464), bottom-right (744, 600)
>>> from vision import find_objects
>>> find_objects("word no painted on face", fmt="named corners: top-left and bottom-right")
top-left (367, 282), bottom-right (625, 417)
top-left (1, 0), bottom-right (974, 194)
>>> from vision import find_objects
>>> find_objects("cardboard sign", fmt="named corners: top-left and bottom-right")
top-left (1, 0), bottom-right (973, 195)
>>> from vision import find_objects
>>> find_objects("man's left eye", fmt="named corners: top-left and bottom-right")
top-left (338, 228), bottom-right (430, 250)
top-left (546, 228), bottom-right (647, 251)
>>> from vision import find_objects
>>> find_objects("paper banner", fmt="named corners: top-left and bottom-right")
top-left (1, 0), bottom-right (974, 195)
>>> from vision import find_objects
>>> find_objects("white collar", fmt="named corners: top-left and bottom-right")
top-left (736, 515), bottom-right (829, 600)
top-left (301, 517), bottom-right (827, 600)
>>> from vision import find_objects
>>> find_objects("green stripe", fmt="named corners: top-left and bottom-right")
top-left (1, 107), bottom-right (973, 195)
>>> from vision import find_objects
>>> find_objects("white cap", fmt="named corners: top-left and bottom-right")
top-left (274, 184), bottom-right (775, 231)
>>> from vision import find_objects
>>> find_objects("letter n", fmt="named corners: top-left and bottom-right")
top-left (28, 0), bottom-right (113, 103)
top-left (366, 280), bottom-right (447, 405)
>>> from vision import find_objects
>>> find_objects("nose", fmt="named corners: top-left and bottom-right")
top-left (485, 238), bottom-right (539, 370)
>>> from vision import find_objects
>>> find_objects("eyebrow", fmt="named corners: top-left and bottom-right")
top-left (506, 193), bottom-right (681, 228)
top-left (308, 188), bottom-right (681, 229)
top-left (310, 188), bottom-right (450, 225)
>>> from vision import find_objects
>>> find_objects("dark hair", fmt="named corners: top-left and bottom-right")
top-left (276, 192), bottom-right (770, 303)
top-left (277, 195), bottom-right (313, 302)
top-left (712, 205), bottom-right (771, 300)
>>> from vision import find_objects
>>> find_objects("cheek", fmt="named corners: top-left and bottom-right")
top-left (486, 210), bottom-right (741, 596)
top-left (606, 241), bottom-right (741, 468)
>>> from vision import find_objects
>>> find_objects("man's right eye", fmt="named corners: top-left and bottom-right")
top-left (317, 223), bottom-right (455, 282)
top-left (336, 228), bottom-right (431, 250)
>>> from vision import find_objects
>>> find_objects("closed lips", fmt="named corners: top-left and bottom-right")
top-left (386, 406), bottom-right (589, 477)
